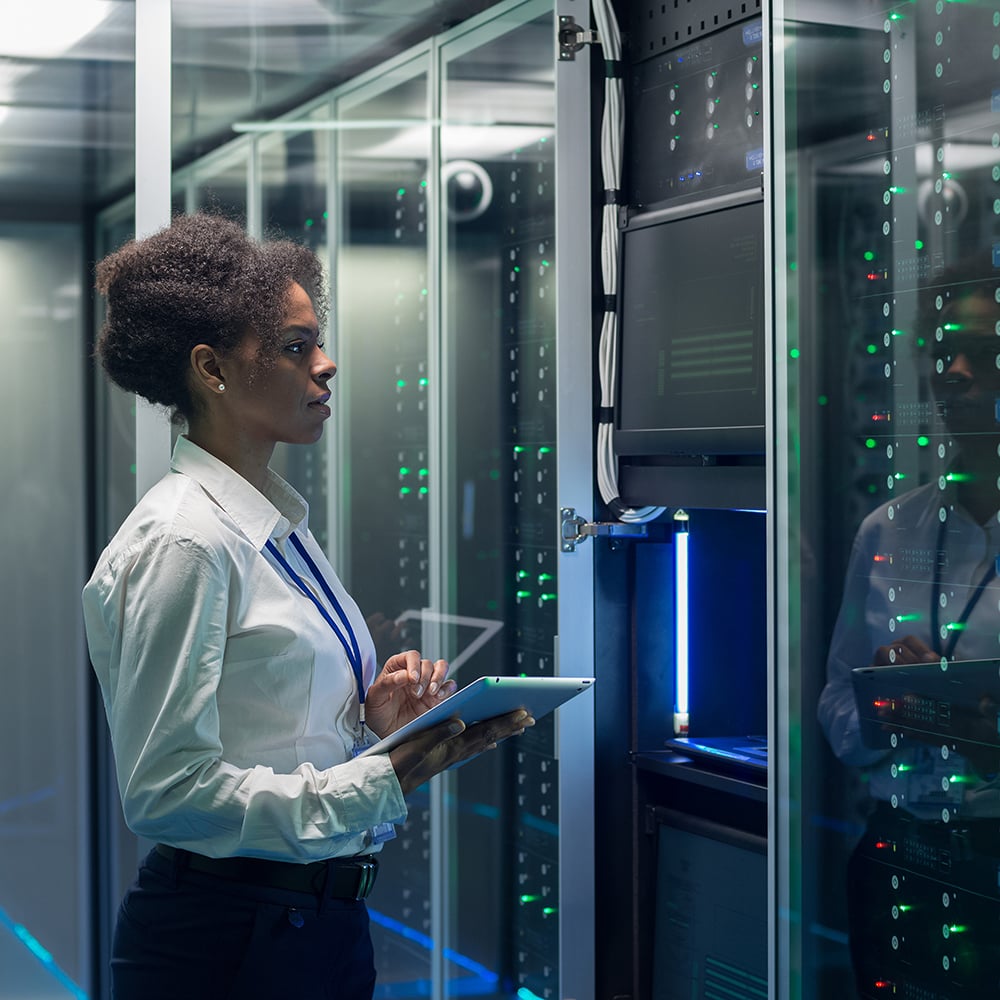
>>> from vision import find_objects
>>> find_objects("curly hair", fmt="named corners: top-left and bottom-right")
top-left (95, 212), bottom-right (328, 423)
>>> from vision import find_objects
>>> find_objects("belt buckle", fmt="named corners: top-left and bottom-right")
top-left (353, 858), bottom-right (377, 900)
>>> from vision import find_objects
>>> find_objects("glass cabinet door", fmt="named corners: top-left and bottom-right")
top-left (332, 51), bottom-right (437, 996)
top-left (440, 6), bottom-right (558, 999)
top-left (776, 0), bottom-right (1000, 996)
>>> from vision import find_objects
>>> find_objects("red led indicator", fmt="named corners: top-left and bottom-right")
top-left (873, 554), bottom-right (889, 562)
top-left (867, 272), bottom-right (881, 281)
top-left (875, 840), bottom-right (890, 849)
top-left (866, 132), bottom-right (878, 141)
top-left (871, 413), bottom-right (889, 422)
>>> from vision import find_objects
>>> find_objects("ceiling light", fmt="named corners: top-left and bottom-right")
top-left (0, 1), bottom-right (113, 60)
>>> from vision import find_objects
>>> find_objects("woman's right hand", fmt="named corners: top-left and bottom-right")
top-left (388, 710), bottom-right (534, 795)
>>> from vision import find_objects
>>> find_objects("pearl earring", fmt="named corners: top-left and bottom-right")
top-left (218, 383), bottom-right (226, 392)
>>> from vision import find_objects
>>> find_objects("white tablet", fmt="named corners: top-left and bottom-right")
top-left (357, 675), bottom-right (595, 758)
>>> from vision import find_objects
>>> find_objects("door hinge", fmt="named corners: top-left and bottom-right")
top-left (560, 507), bottom-right (652, 551)
top-left (558, 16), bottom-right (600, 61)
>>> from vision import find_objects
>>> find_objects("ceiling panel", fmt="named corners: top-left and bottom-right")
top-left (0, 0), bottom-right (501, 216)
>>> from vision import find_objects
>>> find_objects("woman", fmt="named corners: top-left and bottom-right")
top-left (82, 212), bottom-right (532, 999)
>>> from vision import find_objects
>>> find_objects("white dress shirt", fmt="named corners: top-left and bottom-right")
top-left (83, 435), bottom-right (406, 861)
top-left (819, 480), bottom-right (1000, 818)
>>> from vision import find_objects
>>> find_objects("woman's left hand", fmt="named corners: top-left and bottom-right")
top-left (365, 650), bottom-right (458, 736)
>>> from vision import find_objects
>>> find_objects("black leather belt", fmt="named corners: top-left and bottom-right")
top-left (154, 844), bottom-right (379, 900)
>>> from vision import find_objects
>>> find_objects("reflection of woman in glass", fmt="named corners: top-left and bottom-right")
top-left (819, 258), bottom-right (1000, 993)
top-left (83, 213), bottom-right (532, 999)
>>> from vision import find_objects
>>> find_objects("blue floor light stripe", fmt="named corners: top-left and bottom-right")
top-left (368, 908), bottom-right (499, 986)
top-left (0, 904), bottom-right (88, 999)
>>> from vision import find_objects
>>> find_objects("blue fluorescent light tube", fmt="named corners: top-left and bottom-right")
top-left (673, 511), bottom-right (690, 735)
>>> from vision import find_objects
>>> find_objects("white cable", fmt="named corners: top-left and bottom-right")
top-left (591, 0), bottom-right (665, 524)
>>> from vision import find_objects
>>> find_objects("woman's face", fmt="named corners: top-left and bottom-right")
top-left (225, 281), bottom-right (336, 446)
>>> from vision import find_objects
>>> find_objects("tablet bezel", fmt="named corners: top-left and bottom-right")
top-left (357, 675), bottom-right (595, 759)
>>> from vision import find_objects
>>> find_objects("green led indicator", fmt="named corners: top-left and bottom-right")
top-left (538, 573), bottom-right (553, 582)
top-left (541, 260), bottom-right (551, 267)
top-left (130, 463), bottom-right (137, 476)
top-left (420, 180), bottom-right (427, 188)
top-left (943, 322), bottom-right (962, 331)
top-left (517, 570), bottom-right (530, 580)
top-left (399, 487), bottom-right (411, 495)
top-left (322, 211), bottom-right (329, 219)
top-left (540, 593), bottom-right (557, 602)
top-left (890, 11), bottom-right (904, 20)
top-left (397, 188), bottom-right (406, 196)
top-left (818, 395), bottom-right (829, 406)
top-left (790, 348), bottom-right (801, 359)
top-left (897, 904), bottom-right (912, 912)
top-left (418, 468), bottom-right (429, 477)
top-left (789, 261), bottom-right (798, 271)
top-left (946, 472), bottom-right (972, 482)
top-left (895, 765), bottom-right (912, 773)
top-left (889, 185), bottom-right (907, 194)
top-left (713, 122), bottom-right (720, 129)
top-left (917, 436), bottom-right (930, 446)
top-left (514, 266), bottom-right (521, 272)
top-left (542, 907), bottom-right (557, 915)
top-left (891, 329), bottom-right (906, 337)
top-left (867, 344), bottom-right (878, 354)
top-left (419, 486), bottom-right (428, 495)
top-left (396, 379), bottom-right (407, 388)
top-left (864, 251), bottom-right (876, 261)
top-left (895, 613), bottom-right (920, 622)
top-left (917, 337), bottom-right (926, 347)
top-left (915, 239), bottom-right (924, 250)
top-left (305, 218), bottom-right (314, 227)
top-left (513, 446), bottom-right (526, 454)
top-left (519, 894), bottom-right (539, 904)
top-left (421, 288), bottom-right (428, 296)
top-left (865, 438), bottom-right (877, 449)
top-left (538, 446), bottom-right (551, 454)
top-left (419, 377), bottom-right (429, 387)
top-left (949, 774), bottom-right (973, 784)
top-left (516, 590), bottom-right (532, 599)
top-left (949, 925), bottom-right (968, 934)
top-left (942, 171), bottom-right (952, 180)
top-left (946, 622), bottom-right (967, 632)
top-left (399, 466), bottom-right (410, 476)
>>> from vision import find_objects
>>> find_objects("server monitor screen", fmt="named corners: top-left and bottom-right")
top-left (615, 198), bottom-right (765, 457)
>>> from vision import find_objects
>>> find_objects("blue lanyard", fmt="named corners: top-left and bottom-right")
top-left (264, 534), bottom-right (367, 705)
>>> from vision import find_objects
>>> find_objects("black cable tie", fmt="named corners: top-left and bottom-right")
top-left (603, 294), bottom-right (618, 313)
top-left (604, 59), bottom-right (623, 79)
top-left (607, 497), bottom-right (628, 519)
top-left (604, 188), bottom-right (620, 205)
top-left (597, 406), bottom-right (615, 422)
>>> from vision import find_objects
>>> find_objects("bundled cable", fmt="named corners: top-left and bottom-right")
top-left (591, 0), bottom-right (665, 524)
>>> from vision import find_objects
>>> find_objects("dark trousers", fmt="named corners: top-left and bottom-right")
top-left (111, 848), bottom-right (376, 1000)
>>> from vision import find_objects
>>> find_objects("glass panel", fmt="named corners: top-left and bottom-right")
top-left (441, 9), bottom-right (556, 999)
top-left (334, 63), bottom-right (435, 994)
top-left (261, 109), bottom-right (332, 547)
top-left (780, 1), bottom-right (1000, 996)
top-left (191, 146), bottom-right (250, 224)
top-left (0, 224), bottom-right (90, 999)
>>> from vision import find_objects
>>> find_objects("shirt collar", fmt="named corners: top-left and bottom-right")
top-left (170, 435), bottom-right (309, 549)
